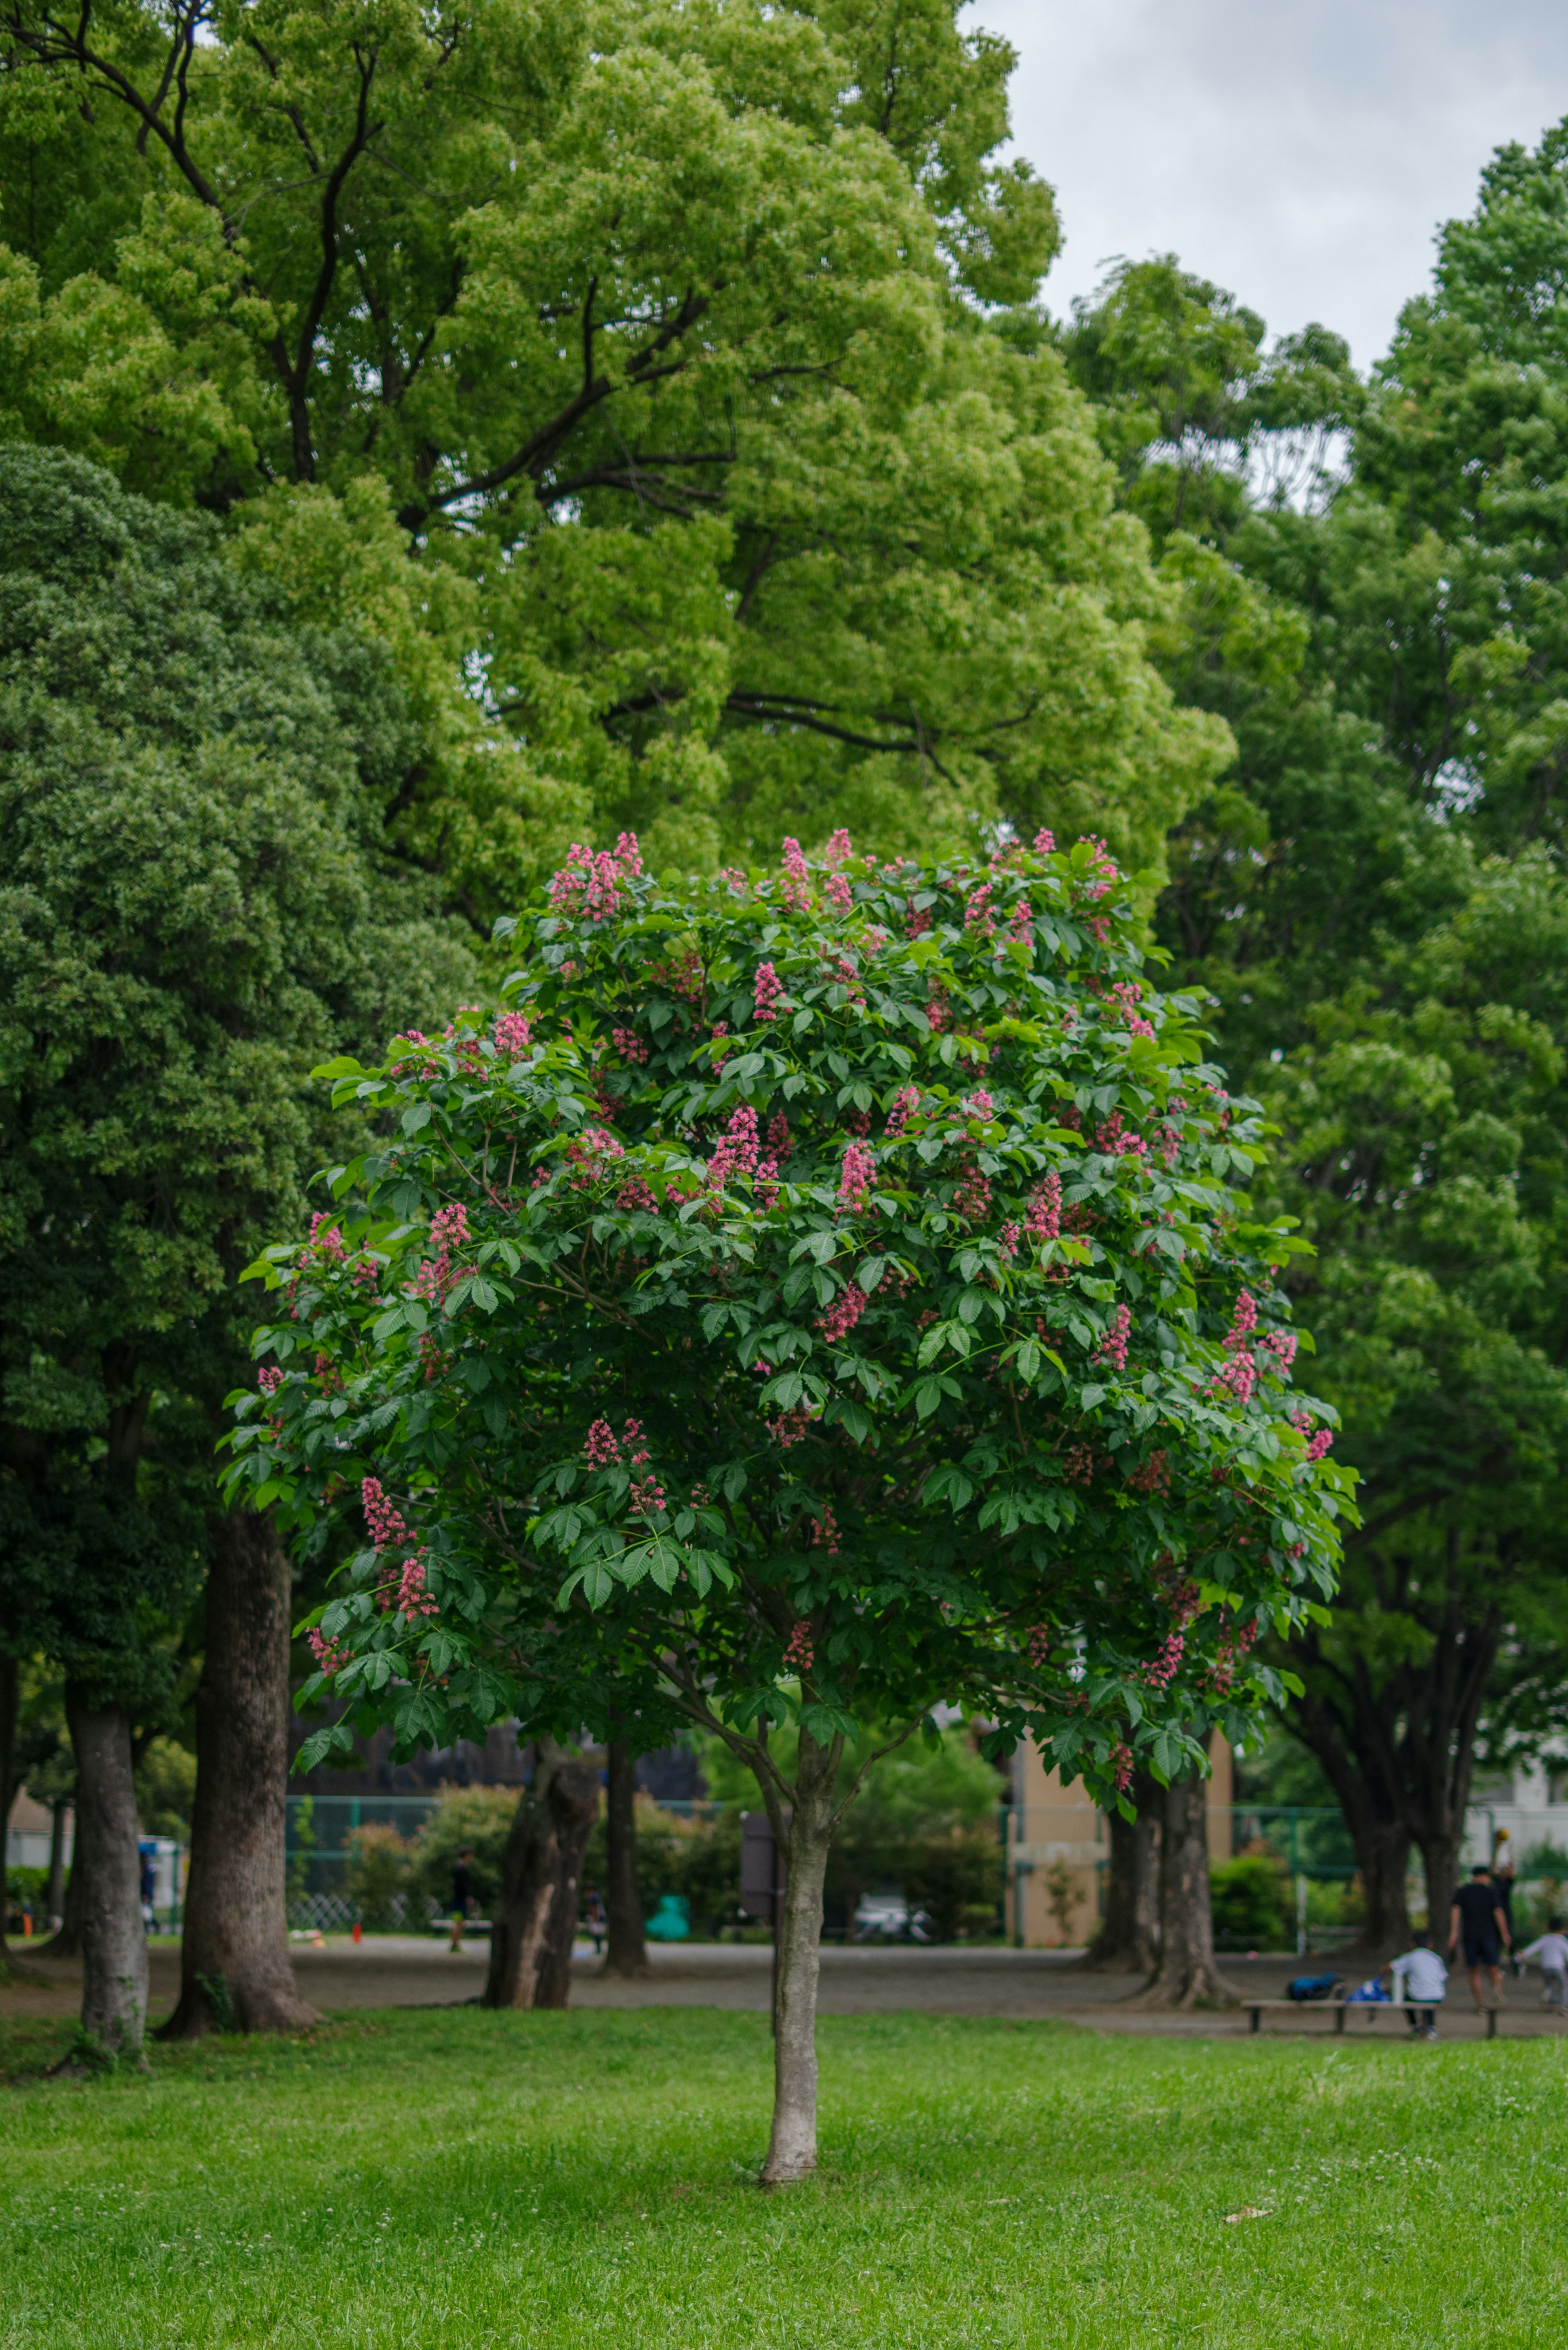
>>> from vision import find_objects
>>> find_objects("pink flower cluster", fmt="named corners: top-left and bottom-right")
top-left (999, 1221), bottom-right (1020, 1255)
top-left (753, 961), bottom-right (782, 1021)
top-left (1305, 1428), bottom-right (1333, 1462)
top-left (566, 1126), bottom-right (625, 1188)
top-left (710, 1022), bottom-right (732, 1069)
top-left (547, 833), bottom-right (642, 923)
top-left (616, 1176), bottom-right (657, 1212)
top-left (1033, 828), bottom-right (1056, 853)
top-left (1207, 1620), bottom-right (1258, 1697)
top-left (306, 1212), bottom-right (346, 1264)
top-left (1143, 1631), bottom-right (1185, 1690)
top-left (906, 900), bottom-right (933, 937)
top-left (837, 1142), bottom-right (875, 1213)
top-left (781, 837), bottom-right (812, 912)
top-left (585, 1418), bottom-right (624, 1466)
top-left (412, 1202), bottom-right (471, 1307)
top-left (1259, 1330), bottom-right (1298, 1374)
top-left (953, 1162), bottom-right (992, 1223)
top-left (1109, 1740), bottom-right (1134, 1796)
top-left (362, 1477), bottom-right (439, 1621)
top-left (1096, 1304), bottom-right (1131, 1372)
top-left (1009, 898), bottom-right (1034, 945)
top-left (394, 1554), bottom-right (439, 1620)
top-left (825, 828), bottom-right (853, 866)
top-left (768, 1405), bottom-right (818, 1448)
top-left (817, 1280), bottom-right (869, 1344)
top-left (708, 1106), bottom-right (762, 1200)
top-left (363, 1476), bottom-right (409, 1552)
top-left (258, 1365), bottom-right (283, 1396)
top-left (1095, 1111), bottom-right (1147, 1158)
top-left (810, 1505), bottom-right (840, 1556)
top-left (307, 1629), bottom-right (352, 1676)
top-left (612, 1026), bottom-right (648, 1064)
top-left (963, 1090), bottom-right (995, 1122)
top-left (885, 1086), bottom-right (920, 1138)
top-left (493, 1010), bottom-right (534, 1060)
top-left (1077, 836), bottom-right (1119, 901)
top-left (1027, 1624), bottom-right (1052, 1668)
top-left (1026, 1172), bottom-right (1062, 1242)
top-left (826, 869), bottom-right (853, 912)
top-left (784, 1620), bottom-right (815, 1671)
top-left (1125, 1449), bottom-right (1171, 1495)
top-left (1214, 1289), bottom-right (1259, 1402)
top-left (964, 883), bottom-right (996, 938)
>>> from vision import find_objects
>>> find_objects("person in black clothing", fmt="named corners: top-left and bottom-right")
top-left (449, 1847), bottom-right (475, 1954)
top-left (1448, 1864), bottom-right (1512, 2010)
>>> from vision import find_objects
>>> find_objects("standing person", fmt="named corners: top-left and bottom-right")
top-left (1386, 1931), bottom-right (1448, 2038)
top-left (1519, 1915), bottom-right (1568, 2009)
top-left (1448, 1864), bottom-right (1512, 2010)
top-left (449, 1846), bottom-right (475, 1954)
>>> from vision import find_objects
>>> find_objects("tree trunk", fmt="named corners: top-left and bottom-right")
top-left (483, 1740), bottom-right (600, 2009)
top-left (761, 1727), bottom-right (837, 2187)
top-left (46, 1799), bottom-right (67, 1929)
top-left (0, 1648), bottom-right (16, 1855)
top-left (1082, 1771), bottom-right (1160, 1971)
top-left (1419, 1831), bottom-right (1465, 1950)
top-left (36, 1836), bottom-right (83, 1958)
top-left (159, 1511), bottom-right (322, 2039)
top-left (1350, 1818), bottom-right (1412, 1953)
top-left (65, 1689), bottom-right (147, 2056)
top-left (602, 1735), bottom-right (648, 1977)
top-left (1132, 1767), bottom-right (1238, 2008)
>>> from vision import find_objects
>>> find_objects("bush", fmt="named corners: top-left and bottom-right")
top-left (134, 1737), bottom-right (197, 1840)
top-left (346, 1824), bottom-right (412, 1931)
top-left (409, 1785), bottom-right (521, 1917)
top-left (1211, 1854), bottom-right (1293, 1949)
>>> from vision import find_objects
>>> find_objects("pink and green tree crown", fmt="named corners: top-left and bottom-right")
top-left (230, 826), bottom-right (1351, 1797)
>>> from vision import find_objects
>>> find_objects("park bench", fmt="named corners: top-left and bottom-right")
top-left (1244, 1998), bottom-right (1501, 2038)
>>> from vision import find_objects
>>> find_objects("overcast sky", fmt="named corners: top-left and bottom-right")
top-left (978, 0), bottom-right (1568, 368)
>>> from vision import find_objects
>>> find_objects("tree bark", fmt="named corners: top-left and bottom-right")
top-left (65, 1688), bottom-right (147, 2056)
top-left (602, 1735), bottom-right (647, 1977)
top-left (0, 1648), bottom-right (16, 1857)
top-left (159, 1511), bottom-right (322, 2039)
top-left (46, 1799), bottom-right (67, 1929)
top-left (1132, 1767), bottom-right (1238, 2008)
top-left (1082, 1771), bottom-right (1160, 1971)
top-left (483, 1740), bottom-right (600, 2009)
top-left (36, 1835), bottom-right (83, 1958)
top-left (761, 1726), bottom-right (837, 2187)
top-left (1417, 1831), bottom-right (1464, 1948)
top-left (1352, 1818), bottom-right (1412, 1953)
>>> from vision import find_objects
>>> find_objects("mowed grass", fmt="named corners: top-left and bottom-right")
top-left (1, 2004), bottom-right (1561, 2348)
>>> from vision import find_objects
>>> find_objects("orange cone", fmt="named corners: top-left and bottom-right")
top-left (352, 1920), bottom-right (363, 1944)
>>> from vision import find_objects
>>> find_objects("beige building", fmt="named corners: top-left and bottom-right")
top-left (1007, 1733), bottom-right (1233, 1947)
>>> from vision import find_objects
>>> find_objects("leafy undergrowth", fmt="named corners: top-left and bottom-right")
top-left (0, 2006), bottom-right (1559, 2346)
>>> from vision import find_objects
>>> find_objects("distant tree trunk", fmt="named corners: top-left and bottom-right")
top-left (760, 1726), bottom-right (837, 2187)
top-left (1289, 1694), bottom-right (1412, 1953)
top-left (1418, 1830), bottom-right (1465, 1953)
top-left (65, 1690), bottom-right (147, 2056)
top-left (160, 1512), bottom-right (322, 2040)
top-left (0, 1648), bottom-right (16, 1851)
top-left (1352, 1819), bottom-right (1412, 1954)
top-left (46, 1799), bottom-right (67, 1928)
top-left (484, 1740), bottom-right (600, 2009)
top-left (603, 1735), bottom-right (647, 1977)
top-left (1133, 1767), bottom-right (1238, 2008)
top-left (36, 1839), bottom-right (83, 1958)
top-left (1082, 1771), bottom-right (1160, 1971)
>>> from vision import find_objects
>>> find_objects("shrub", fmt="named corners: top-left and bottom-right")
top-left (408, 1785), bottom-right (522, 1917)
top-left (1211, 1853), bottom-right (1293, 1949)
top-left (346, 1824), bottom-right (411, 1931)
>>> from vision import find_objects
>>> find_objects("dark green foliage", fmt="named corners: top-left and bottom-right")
top-left (1209, 1854), bottom-right (1292, 1950)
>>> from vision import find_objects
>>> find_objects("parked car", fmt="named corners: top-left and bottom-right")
top-left (853, 1891), bottom-right (933, 1942)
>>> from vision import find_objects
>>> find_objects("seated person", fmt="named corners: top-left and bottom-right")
top-left (1385, 1931), bottom-right (1447, 2037)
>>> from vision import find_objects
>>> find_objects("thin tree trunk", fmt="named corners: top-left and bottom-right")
top-left (36, 1838), bottom-right (83, 1958)
top-left (603, 1735), bottom-right (647, 1977)
top-left (1350, 1818), bottom-right (1412, 1953)
top-left (484, 1741), bottom-right (599, 2009)
top-left (532, 1761), bottom-right (600, 2008)
top-left (0, 1648), bottom-right (16, 1856)
top-left (47, 1799), bottom-right (67, 1928)
top-left (1082, 1770), bottom-right (1160, 1971)
top-left (159, 1512), bottom-right (321, 2039)
top-left (1132, 1767), bottom-right (1238, 2008)
top-left (1419, 1832), bottom-right (1464, 1949)
top-left (65, 1689), bottom-right (147, 2056)
top-left (761, 1726), bottom-right (837, 2187)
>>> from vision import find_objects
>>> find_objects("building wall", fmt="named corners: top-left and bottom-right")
top-left (6, 1788), bottom-right (73, 1873)
top-left (1007, 1733), bottom-right (1233, 1949)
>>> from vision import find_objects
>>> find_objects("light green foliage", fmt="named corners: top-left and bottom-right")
top-left (132, 1738), bottom-right (197, 1841)
top-left (0, 1), bottom-right (1226, 900)
top-left (3, 2008), bottom-right (1566, 2344)
top-left (1210, 1853), bottom-right (1292, 1950)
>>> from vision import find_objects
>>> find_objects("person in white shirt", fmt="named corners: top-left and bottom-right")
top-left (1519, 1916), bottom-right (1568, 2009)
top-left (1385, 1932), bottom-right (1448, 2037)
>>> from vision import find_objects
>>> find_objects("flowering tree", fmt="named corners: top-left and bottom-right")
top-left (231, 828), bottom-right (1350, 2182)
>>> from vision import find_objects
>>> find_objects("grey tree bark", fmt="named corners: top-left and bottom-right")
top-left (760, 1726), bottom-right (837, 2187)
top-left (1082, 1770), bottom-right (1160, 1972)
top-left (483, 1740), bottom-right (600, 2009)
top-left (1132, 1766), bottom-right (1238, 2008)
top-left (602, 1735), bottom-right (647, 1977)
top-left (46, 1799), bottom-right (67, 1929)
top-left (65, 1688), bottom-right (147, 2055)
top-left (160, 1511), bottom-right (322, 2038)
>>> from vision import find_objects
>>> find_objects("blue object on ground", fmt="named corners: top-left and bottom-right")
top-left (645, 1894), bottom-right (690, 1941)
top-left (1345, 1977), bottom-right (1392, 2003)
top-left (1287, 1974), bottom-right (1340, 2002)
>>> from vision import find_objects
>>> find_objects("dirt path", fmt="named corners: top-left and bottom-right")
top-left (7, 1936), bottom-right (1565, 2039)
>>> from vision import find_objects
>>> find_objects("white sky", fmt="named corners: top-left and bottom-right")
top-left (978, 0), bottom-right (1568, 368)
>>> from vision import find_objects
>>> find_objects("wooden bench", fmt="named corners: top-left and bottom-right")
top-left (1245, 1998), bottom-right (1499, 2038)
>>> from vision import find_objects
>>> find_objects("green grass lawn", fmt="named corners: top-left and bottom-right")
top-left (1, 2005), bottom-right (1559, 2347)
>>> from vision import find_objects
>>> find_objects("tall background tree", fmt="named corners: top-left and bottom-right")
top-left (0, 444), bottom-right (468, 2044)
